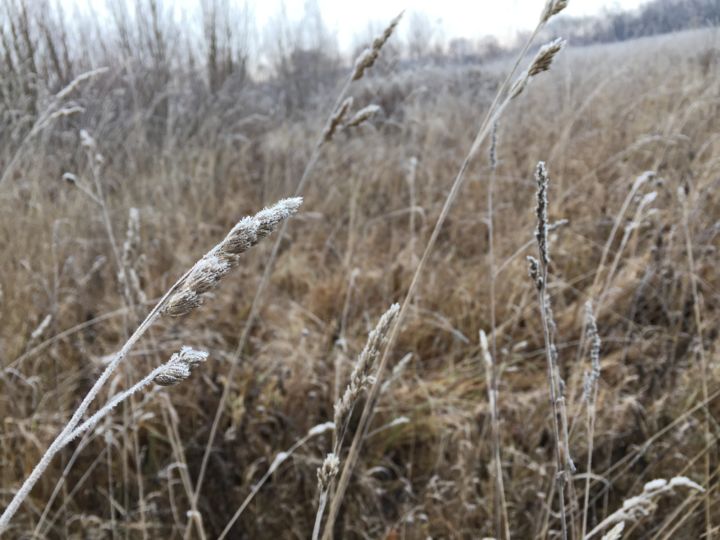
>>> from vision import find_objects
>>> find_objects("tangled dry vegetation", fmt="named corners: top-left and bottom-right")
top-left (1, 1), bottom-right (719, 538)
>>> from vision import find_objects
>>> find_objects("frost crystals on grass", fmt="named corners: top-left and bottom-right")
top-left (164, 197), bottom-right (303, 317)
top-left (154, 347), bottom-right (208, 386)
top-left (511, 38), bottom-right (566, 99)
top-left (351, 12), bottom-right (403, 81)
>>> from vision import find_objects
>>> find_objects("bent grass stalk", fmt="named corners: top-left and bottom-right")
top-left (217, 422), bottom-right (335, 540)
top-left (0, 281), bottom-right (185, 533)
top-left (585, 477), bottom-right (704, 539)
top-left (0, 199), bottom-right (301, 533)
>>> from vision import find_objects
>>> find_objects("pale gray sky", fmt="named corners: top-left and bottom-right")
top-left (252, 0), bottom-right (652, 49)
top-left (69, 0), bottom-right (654, 53)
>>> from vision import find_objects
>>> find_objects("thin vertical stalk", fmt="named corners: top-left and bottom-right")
top-left (321, 18), bottom-right (568, 536)
top-left (535, 275), bottom-right (569, 540)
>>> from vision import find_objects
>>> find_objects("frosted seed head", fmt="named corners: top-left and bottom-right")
top-left (220, 216), bottom-right (259, 257)
top-left (527, 256), bottom-right (543, 290)
top-left (317, 454), bottom-right (340, 490)
top-left (541, 0), bottom-right (569, 23)
top-left (351, 12), bottom-right (402, 81)
top-left (165, 197), bottom-right (303, 318)
top-left (345, 104), bottom-right (383, 129)
top-left (164, 289), bottom-right (202, 318)
top-left (121, 207), bottom-right (141, 268)
top-left (323, 97), bottom-right (354, 142)
top-left (534, 161), bottom-right (550, 266)
top-left (317, 453), bottom-right (340, 491)
top-left (352, 48), bottom-right (376, 81)
top-left (154, 347), bottom-right (208, 386)
top-left (220, 197), bottom-right (303, 257)
top-left (373, 11), bottom-right (402, 51)
top-left (253, 197), bottom-right (303, 239)
top-left (529, 38), bottom-right (566, 77)
top-left (184, 253), bottom-right (231, 294)
top-left (334, 304), bottom-right (399, 432)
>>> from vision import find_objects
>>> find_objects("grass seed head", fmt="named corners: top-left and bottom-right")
top-left (583, 301), bottom-right (602, 402)
top-left (534, 161), bottom-right (550, 266)
top-left (345, 104), bottom-right (383, 128)
top-left (323, 97), bottom-right (354, 143)
top-left (527, 256), bottom-right (543, 290)
top-left (511, 38), bottom-right (566, 99)
top-left (164, 197), bottom-right (302, 318)
top-left (351, 12), bottom-right (403, 81)
top-left (541, 0), bottom-right (569, 23)
top-left (317, 453), bottom-right (340, 492)
top-left (333, 303), bottom-right (400, 433)
top-left (154, 347), bottom-right (208, 386)
top-left (529, 38), bottom-right (566, 77)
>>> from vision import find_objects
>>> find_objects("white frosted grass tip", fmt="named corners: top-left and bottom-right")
top-left (164, 197), bottom-right (302, 317)
top-left (333, 304), bottom-right (400, 433)
top-left (351, 12), bottom-right (403, 81)
top-left (323, 97), bottom-right (353, 143)
top-left (510, 38), bottom-right (566, 99)
top-left (345, 105), bottom-right (383, 129)
top-left (154, 347), bottom-right (208, 386)
top-left (541, 0), bottom-right (569, 23)
top-left (30, 315), bottom-right (52, 341)
top-left (308, 422), bottom-right (336, 437)
top-left (317, 453), bottom-right (340, 491)
top-left (583, 301), bottom-right (601, 402)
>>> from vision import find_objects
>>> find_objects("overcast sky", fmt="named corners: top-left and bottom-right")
top-left (250, 0), bottom-right (652, 49)
top-left (68, 0), bottom-right (654, 53)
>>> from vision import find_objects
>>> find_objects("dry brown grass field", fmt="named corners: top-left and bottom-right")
top-left (1, 1), bottom-right (719, 538)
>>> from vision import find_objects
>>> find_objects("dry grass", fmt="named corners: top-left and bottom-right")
top-left (0, 3), bottom-right (719, 537)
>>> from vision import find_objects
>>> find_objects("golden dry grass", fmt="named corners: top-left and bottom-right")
top-left (1, 22), bottom-right (720, 539)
